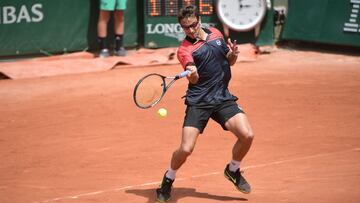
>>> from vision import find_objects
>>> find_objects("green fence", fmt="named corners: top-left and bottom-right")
top-left (281, 0), bottom-right (360, 47)
top-left (2, 0), bottom-right (359, 58)
top-left (0, 0), bottom-right (275, 58)
top-left (0, 0), bottom-right (138, 57)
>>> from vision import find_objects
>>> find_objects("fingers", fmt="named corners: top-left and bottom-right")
top-left (186, 65), bottom-right (197, 76)
top-left (227, 38), bottom-right (233, 47)
top-left (233, 42), bottom-right (239, 54)
top-left (227, 38), bottom-right (237, 46)
top-left (227, 38), bottom-right (238, 53)
top-left (185, 65), bottom-right (199, 84)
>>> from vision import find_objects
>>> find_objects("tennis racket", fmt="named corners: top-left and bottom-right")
top-left (133, 70), bottom-right (190, 109)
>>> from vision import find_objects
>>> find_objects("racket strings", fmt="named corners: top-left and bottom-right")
top-left (135, 75), bottom-right (165, 108)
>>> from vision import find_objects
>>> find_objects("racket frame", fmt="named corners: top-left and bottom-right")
top-left (133, 70), bottom-right (189, 109)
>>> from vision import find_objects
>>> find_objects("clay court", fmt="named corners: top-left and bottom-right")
top-left (0, 48), bottom-right (359, 203)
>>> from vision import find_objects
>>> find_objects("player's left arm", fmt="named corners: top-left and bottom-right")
top-left (226, 38), bottom-right (239, 66)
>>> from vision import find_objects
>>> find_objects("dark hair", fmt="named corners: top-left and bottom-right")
top-left (178, 5), bottom-right (199, 23)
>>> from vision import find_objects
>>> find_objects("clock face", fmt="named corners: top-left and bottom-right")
top-left (216, 0), bottom-right (267, 31)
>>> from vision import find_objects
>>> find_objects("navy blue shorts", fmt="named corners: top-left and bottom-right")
top-left (183, 100), bottom-right (245, 133)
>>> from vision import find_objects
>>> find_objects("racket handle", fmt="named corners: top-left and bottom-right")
top-left (176, 70), bottom-right (191, 79)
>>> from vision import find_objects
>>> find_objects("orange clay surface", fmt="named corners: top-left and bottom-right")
top-left (0, 49), bottom-right (360, 203)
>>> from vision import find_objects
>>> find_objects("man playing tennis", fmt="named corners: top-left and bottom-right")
top-left (156, 5), bottom-right (254, 203)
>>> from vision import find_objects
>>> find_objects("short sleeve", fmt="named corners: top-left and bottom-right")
top-left (177, 45), bottom-right (194, 69)
top-left (210, 27), bottom-right (225, 39)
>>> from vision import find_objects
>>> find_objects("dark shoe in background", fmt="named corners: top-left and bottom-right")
top-left (114, 47), bottom-right (127, 56)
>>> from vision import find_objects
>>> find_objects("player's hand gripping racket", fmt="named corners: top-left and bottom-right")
top-left (133, 70), bottom-right (190, 109)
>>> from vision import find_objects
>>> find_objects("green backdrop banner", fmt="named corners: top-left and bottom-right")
top-left (0, 0), bottom-right (275, 57)
top-left (281, 0), bottom-right (360, 47)
top-left (0, 0), bottom-right (138, 57)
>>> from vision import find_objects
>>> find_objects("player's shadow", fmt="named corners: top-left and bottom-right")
top-left (125, 187), bottom-right (248, 203)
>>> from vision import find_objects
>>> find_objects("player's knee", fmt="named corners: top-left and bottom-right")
top-left (247, 131), bottom-right (254, 140)
top-left (179, 146), bottom-right (193, 156)
top-left (238, 130), bottom-right (254, 142)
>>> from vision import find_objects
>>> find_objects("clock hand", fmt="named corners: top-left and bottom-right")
top-left (240, 4), bottom-right (251, 9)
top-left (238, 0), bottom-right (244, 9)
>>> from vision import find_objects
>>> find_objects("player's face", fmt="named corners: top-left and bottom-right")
top-left (180, 16), bottom-right (201, 39)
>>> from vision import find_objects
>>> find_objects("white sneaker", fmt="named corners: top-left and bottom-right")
top-left (99, 48), bottom-right (110, 58)
top-left (114, 47), bottom-right (127, 56)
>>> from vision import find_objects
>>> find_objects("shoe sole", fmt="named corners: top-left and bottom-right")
top-left (156, 197), bottom-right (171, 203)
top-left (224, 172), bottom-right (251, 194)
top-left (156, 187), bottom-right (171, 203)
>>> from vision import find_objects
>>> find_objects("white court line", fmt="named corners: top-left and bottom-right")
top-left (36, 147), bottom-right (359, 203)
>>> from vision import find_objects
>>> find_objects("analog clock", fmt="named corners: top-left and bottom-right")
top-left (216, 0), bottom-right (267, 31)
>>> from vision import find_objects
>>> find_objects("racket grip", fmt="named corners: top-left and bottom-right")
top-left (176, 70), bottom-right (191, 79)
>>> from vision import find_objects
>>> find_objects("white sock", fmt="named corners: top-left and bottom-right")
top-left (165, 168), bottom-right (177, 180)
top-left (229, 159), bottom-right (240, 172)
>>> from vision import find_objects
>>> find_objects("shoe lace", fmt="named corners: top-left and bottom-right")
top-left (234, 168), bottom-right (246, 180)
top-left (236, 170), bottom-right (249, 186)
top-left (234, 169), bottom-right (241, 182)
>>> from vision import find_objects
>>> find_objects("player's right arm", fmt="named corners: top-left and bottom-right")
top-left (185, 64), bottom-right (198, 84)
top-left (177, 45), bottom-right (199, 84)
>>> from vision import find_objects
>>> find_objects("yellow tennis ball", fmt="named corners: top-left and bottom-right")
top-left (157, 108), bottom-right (167, 117)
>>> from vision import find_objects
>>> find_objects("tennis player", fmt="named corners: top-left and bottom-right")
top-left (156, 5), bottom-right (254, 202)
